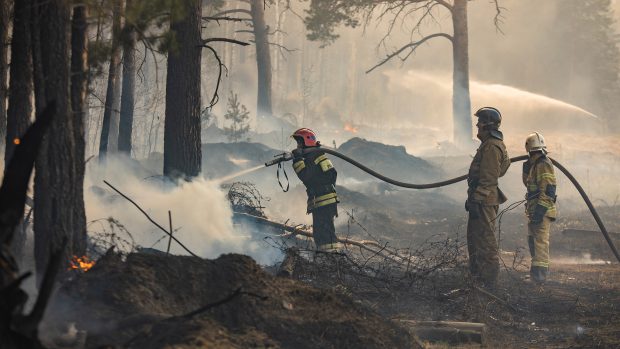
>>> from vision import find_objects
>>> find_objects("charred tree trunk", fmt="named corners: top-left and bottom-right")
top-left (451, 0), bottom-right (472, 146)
top-left (5, 0), bottom-right (33, 263)
top-left (34, 0), bottom-right (86, 281)
top-left (70, 4), bottom-right (88, 268)
top-left (99, 0), bottom-right (123, 160)
top-left (250, 0), bottom-right (273, 118)
top-left (31, 0), bottom-right (46, 114)
top-left (163, 0), bottom-right (202, 179)
top-left (118, 0), bottom-right (136, 156)
top-left (6, 0), bottom-right (33, 166)
top-left (0, 0), bottom-right (10, 155)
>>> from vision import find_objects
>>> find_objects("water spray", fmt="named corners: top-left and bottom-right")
top-left (266, 146), bottom-right (620, 263)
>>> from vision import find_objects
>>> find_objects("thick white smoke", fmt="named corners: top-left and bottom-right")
top-left (84, 156), bottom-right (281, 265)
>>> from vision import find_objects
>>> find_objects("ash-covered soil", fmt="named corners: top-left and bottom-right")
top-left (291, 253), bottom-right (620, 349)
top-left (46, 252), bottom-right (417, 349)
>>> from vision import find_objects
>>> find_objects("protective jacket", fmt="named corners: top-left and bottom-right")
top-left (467, 131), bottom-right (511, 205)
top-left (523, 153), bottom-right (557, 221)
top-left (292, 149), bottom-right (339, 213)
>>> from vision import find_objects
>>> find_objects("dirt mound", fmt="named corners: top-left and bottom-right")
top-left (335, 137), bottom-right (441, 182)
top-left (48, 252), bottom-right (416, 348)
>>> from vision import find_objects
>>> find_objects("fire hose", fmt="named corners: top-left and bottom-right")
top-left (265, 147), bottom-right (620, 263)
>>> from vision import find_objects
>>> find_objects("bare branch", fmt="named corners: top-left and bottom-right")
top-left (103, 180), bottom-right (199, 257)
top-left (434, 0), bottom-right (453, 11)
top-left (201, 38), bottom-right (250, 46)
top-left (202, 16), bottom-right (253, 23)
top-left (492, 0), bottom-right (506, 35)
top-left (267, 41), bottom-right (298, 59)
top-left (367, 32), bottom-right (453, 74)
top-left (213, 9), bottom-right (252, 17)
top-left (203, 45), bottom-right (224, 108)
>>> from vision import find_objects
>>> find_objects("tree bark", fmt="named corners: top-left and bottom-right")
top-left (118, 0), bottom-right (136, 156)
top-left (70, 4), bottom-right (88, 270)
top-left (451, 0), bottom-right (472, 146)
top-left (31, 0), bottom-right (46, 114)
top-left (99, 0), bottom-right (123, 160)
top-left (5, 0), bottom-right (33, 166)
top-left (34, 0), bottom-right (86, 281)
top-left (0, 0), bottom-right (10, 156)
top-left (163, 0), bottom-right (202, 179)
top-left (250, 0), bottom-right (273, 118)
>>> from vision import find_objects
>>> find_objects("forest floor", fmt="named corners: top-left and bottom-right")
top-left (43, 244), bottom-right (620, 348)
top-left (39, 175), bottom-right (620, 348)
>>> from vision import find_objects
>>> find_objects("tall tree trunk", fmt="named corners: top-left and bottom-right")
top-left (98, 0), bottom-right (123, 160)
top-left (451, 0), bottom-right (472, 146)
top-left (34, 0), bottom-right (86, 280)
top-left (163, 0), bottom-right (202, 179)
top-left (250, 0), bottom-right (273, 118)
top-left (5, 0), bottom-right (33, 166)
top-left (0, 0), bottom-right (10, 156)
top-left (118, 0), bottom-right (136, 156)
top-left (31, 0), bottom-right (46, 115)
top-left (70, 4), bottom-right (88, 269)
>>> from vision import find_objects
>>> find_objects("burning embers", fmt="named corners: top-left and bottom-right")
top-left (344, 123), bottom-right (359, 134)
top-left (69, 255), bottom-right (95, 272)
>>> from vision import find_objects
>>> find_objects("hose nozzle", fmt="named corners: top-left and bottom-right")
top-left (265, 152), bottom-right (293, 167)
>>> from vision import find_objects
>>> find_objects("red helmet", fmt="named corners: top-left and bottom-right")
top-left (291, 128), bottom-right (319, 147)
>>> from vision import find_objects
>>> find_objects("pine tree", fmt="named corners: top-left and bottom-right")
top-left (224, 92), bottom-right (250, 143)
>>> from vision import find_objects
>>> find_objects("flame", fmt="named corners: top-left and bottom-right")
top-left (344, 123), bottom-right (358, 133)
top-left (69, 255), bottom-right (95, 272)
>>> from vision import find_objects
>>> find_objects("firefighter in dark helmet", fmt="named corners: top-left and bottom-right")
top-left (291, 128), bottom-right (342, 252)
top-left (466, 107), bottom-right (511, 288)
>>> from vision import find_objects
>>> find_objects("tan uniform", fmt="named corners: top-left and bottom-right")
top-left (466, 131), bottom-right (510, 286)
top-left (523, 153), bottom-right (557, 281)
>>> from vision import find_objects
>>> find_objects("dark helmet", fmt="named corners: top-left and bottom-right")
top-left (474, 107), bottom-right (502, 127)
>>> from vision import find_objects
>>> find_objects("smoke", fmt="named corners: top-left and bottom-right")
top-left (554, 253), bottom-right (612, 265)
top-left (84, 156), bottom-right (281, 265)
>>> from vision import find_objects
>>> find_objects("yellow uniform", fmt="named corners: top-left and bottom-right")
top-left (523, 153), bottom-right (557, 282)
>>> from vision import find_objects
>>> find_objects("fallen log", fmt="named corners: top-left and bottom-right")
top-left (233, 212), bottom-right (408, 266)
top-left (399, 320), bottom-right (486, 345)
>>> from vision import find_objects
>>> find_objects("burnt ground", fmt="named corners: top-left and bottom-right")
top-left (44, 252), bottom-right (416, 349)
top-left (279, 181), bottom-right (620, 348)
top-left (42, 202), bottom-right (620, 348)
top-left (42, 150), bottom-right (620, 349)
top-left (288, 250), bottom-right (620, 349)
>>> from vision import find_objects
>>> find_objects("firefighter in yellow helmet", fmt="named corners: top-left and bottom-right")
top-left (466, 107), bottom-right (511, 289)
top-left (291, 128), bottom-right (342, 252)
top-left (523, 132), bottom-right (557, 283)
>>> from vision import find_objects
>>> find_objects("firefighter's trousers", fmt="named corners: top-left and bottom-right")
top-left (311, 204), bottom-right (339, 250)
top-left (528, 216), bottom-right (552, 281)
top-left (467, 205), bottom-right (500, 286)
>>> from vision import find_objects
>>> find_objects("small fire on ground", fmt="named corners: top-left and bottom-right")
top-left (69, 255), bottom-right (95, 272)
top-left (344, 123), bottom-right (359, 133)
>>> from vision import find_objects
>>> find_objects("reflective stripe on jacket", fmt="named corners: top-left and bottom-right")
top-left (523, 153), bottom-right (557, 219)
top-left (291, 148), bottom-right (339, 212)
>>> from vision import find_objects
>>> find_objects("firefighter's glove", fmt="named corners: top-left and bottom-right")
top-left (292, 148), bottom-right (304, 161)
top-left (530, 204), bottom-right (547, 224)
top-left (466, 199), bottom-right (482, 220)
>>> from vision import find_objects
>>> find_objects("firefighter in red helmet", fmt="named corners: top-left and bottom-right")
top-left (291, 128), bottom-right (342, 252)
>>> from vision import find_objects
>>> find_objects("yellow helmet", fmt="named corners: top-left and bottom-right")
top-left (525, 132), bottom-right (547, 154)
